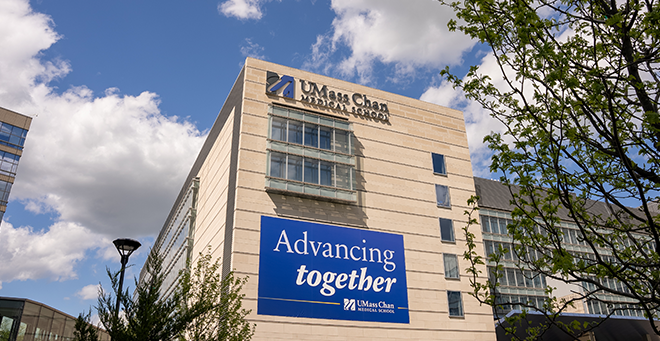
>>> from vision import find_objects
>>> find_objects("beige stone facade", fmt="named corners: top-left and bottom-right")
top-left (157, 58), bottom-right (496, 340)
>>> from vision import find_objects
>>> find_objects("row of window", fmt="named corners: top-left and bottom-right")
top-left (0, 179), bottom-right (12, 206)
top-left (268, 152), bottom-right (355, 190)
top-left (493, 294), bottom-right (548, 315)
top-left (266, 107), bottom-right (357, 201)
top-left (0, 150), bottom-right (20, 176)
top-left (0, 122), bottom-right (27, 150)
top-left (488, 266), bottom-right (547, 290)
top-left (587, 299), bottom-right (646, 318)
top-left (432, 152), bottom-right (463, 316)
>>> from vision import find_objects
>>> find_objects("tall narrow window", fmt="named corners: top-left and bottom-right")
top-left (439, 218), bottom-right (454, 242)
top-left (435, 184), bottom-right (451, 208)
top-left (447, 291), bottom-right (464, 317)
top-left (288, 120), bottom-right (303, 144)
top-left (432, 153), bottom-right (446, 175)
top-left (304, 124), bottom-right (319, 148)
top-left (443, 254), bottom-right (459, 279)
top-left (269, 152), bottom-right (286, 178)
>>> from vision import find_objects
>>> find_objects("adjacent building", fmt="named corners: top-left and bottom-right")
top-left (148, 58), bottom-right (497, 340)
top-left (0, 297), bottom-right (110, 341)
top-left (0, 107), bottom-right (31, 221)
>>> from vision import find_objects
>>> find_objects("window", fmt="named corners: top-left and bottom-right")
top-left (266, 106), bottom-right (356, 201)
top-left (435, 184), bottom-right (451, 208)
top-left (432, 153), bottom-right (446, 175)
top-left (0, 179), bottom-right (12, 205)
top-left (439, 218), bottom-right (454, 242)
top-left (0, 122), bottom-right (28, 150)
top-left (444, 254), bottom-right (459, 279)
top-left (447, 291), bottom-right (464, 317)
top-left (0, 151), bottom-right (20, 176)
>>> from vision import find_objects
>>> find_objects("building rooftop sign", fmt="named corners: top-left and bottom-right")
top-left (266, 71), bottom-right (390, 122)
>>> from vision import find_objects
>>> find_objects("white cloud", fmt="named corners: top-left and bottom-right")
top-left (76, 284), bottom-right (101, 300)
top-left (218, 0), bottom-right (263, 20)
top-left (420, 52), bottom-right (509, 177)
top-left (0, 220), bottom-right (106, 284)
top-left (0, 0), bottom-right (206, 283)
top-left (306, 0), bottom-right (476, 83)
top-left (240, 38), bottom-right (266, 59)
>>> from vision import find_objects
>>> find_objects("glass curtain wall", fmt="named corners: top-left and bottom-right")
top-left (266, 106), bottom-right (357, 201)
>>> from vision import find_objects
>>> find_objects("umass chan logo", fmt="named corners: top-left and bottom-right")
top-left (343, 298), bottom-right (396, 314)
top-left (266, 71), bottom-right (295, 99)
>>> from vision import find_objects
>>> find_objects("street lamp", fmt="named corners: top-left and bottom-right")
top-left (113, 238), bottom-right (141, 319)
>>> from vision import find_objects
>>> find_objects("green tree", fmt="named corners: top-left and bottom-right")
top-left (440, 0), bottom-right (659, 337)
top-left (73, 310), bottom-right (99, 341)
top-left (178, 249), bottom-right (255, 341)
top-left (96, 249), bottom-right (254, 341)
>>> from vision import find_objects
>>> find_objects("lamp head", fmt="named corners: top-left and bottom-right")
top-left (113, 238), bottom-right (141, 258)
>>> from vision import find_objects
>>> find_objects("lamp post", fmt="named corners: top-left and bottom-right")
top-left (112, 238), bottom-right (141, 320)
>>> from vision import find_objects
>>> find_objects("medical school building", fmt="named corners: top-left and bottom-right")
top-left (149, 57), bottom-right (494, 340)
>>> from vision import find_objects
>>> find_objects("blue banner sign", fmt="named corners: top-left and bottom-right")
top-left (257, 216), bottom-right (409, 323)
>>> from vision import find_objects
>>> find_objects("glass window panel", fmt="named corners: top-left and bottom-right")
top-left (271, 106), bottom-right (288, 116)
top-left (287, 155), bottom-right (303, 181)
top-left (319, 117), bottom-right (334, 127)
top-left (289, 110), bottom-right (304, 120)
top-left (432, 153), bottom-right (447, 174)
top-left (304, 124), bottom-right (319, 148)
top-left (319, 150), bottom-right (335, 161)
top-left (435, 184), bottom-right (451, 207)
top-left (288, 144), bottom-right (304, 155)
top-left (440, 218), bottom-right (454, 242)
top-left (320, 187), bottom-right (336, 198)
top-left (443, 254), bottom-right (459, 279)
top-left (269, 152), bottom-right (286, 179)
top-left (447, 291), bottom-right (464, 317)
top-left (270, 140), bottom-right (288, 152)
top-left (287, 182), bottom-right (303, 192)
top-left (498, 218), bottom-right (508, 234)
top-left (335, 120), bottom-right (350, 130)
top-left (303, 148), bottom-right (319, 158)
top-left (489, 217), bottom-right (500, 234)
top-left (333, 129), bottom-right (349, 154)
top-left (304, 159), bottom-right (319, 184)
top-left (336, 191), bottom-right (355, 201)
top-left (507, 269), bottom-right (516, 287)
top-left (304, 185), bottom-right (320, 195)
top-left (320, 161), bottom-right (333, 186)
top-left (485, 240), bottom-right (494, 256)
top-left (288, 120), bottom-right (303, 144)
top-left (524, 270), bottom-right (534, 288)
top-left (335, 164), bottom-right (351, 189)
top-left (481, 215), bottom-right (490, 233)
top-left (303, 113), bottom-right (319, 123)
top-left (319, 127), bottom-right (332, 150)
top-left (516, 269), bottom-right (525, 287)
top-left (533, 274), bottom-right (542, 288)
top-left (335, 154), bottom-right (352, 164)
top-left (271, 117), bottom-right (287, 141)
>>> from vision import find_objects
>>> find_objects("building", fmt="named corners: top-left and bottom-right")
top-left (0, 107), bottom-right (31, 221)
top-left (475, 177), bottom-right (651, 319)
top-left (147, 58), bottom-right (497, 340)
top-left (0, 297), bottom-right (110, 341)
top-left (475, 177), bottom-right (660, 340)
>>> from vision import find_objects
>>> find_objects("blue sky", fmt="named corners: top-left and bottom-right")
top-left (0, 0), bottom-right (504, 319)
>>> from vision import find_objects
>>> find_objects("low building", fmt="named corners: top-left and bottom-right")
top-left (0, 297), bottom-right (109, 341)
